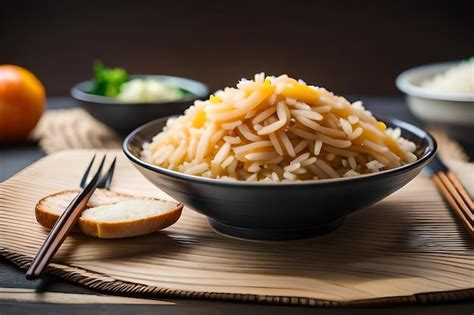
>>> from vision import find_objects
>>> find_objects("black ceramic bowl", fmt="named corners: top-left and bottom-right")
top-left (71, 75), bottom-right (209, 136)
top-left (123, 117), bottom-right (437, 240)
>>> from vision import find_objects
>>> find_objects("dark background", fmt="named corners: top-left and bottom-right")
top-left (1, 0), bottom-right (473, 96)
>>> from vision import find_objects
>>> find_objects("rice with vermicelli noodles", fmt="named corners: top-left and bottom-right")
top-left (142, 74), bottom-right (418, 182)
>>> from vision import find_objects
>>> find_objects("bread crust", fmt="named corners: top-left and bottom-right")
top-left (35, 190), bottom-right (183, 238)
top-left (35, 190), bottom-right (83, 232)
top-left (79, 204), bottom-right (183, 238)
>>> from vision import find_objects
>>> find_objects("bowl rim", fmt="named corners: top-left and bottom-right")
top-left (396, 61), bottom-right (474, 102)
top-left (70, 74), bottom-right (210, 105)
top-left (122, 116), bottom-right (438, 187)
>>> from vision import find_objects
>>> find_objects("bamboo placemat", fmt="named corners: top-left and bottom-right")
top-left (31, 108), bottom-right (121, 153)
top-left (1, 150), bottom-right (473, 306)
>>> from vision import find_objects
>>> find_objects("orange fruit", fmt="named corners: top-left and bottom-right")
top-left (0, 65), bottom-right (46, 143)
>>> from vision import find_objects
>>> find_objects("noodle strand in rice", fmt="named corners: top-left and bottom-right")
top-left (142, 74), bottom-right (418, 181)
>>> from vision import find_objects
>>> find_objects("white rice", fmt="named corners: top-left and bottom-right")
top-left (422, 58), bottom-right (474, 94)
top-left (224, 136), bottom-right (241, 144)
top-left (284, 163), bottom-right (301, 173)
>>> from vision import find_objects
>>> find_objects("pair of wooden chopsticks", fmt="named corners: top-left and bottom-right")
top-left (430, 156), bottom-right (473, 238)
top-left (26, 155), bottom-right (116, 280)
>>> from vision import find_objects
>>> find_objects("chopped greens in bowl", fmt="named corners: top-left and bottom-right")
top-left (88, 61), bottom-right (193, 103)
top-left (71, 62), bottom-right (209, 134)
top-left (90, 61), bottom-right (128, 97)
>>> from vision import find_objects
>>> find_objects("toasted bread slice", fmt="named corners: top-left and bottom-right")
top-left (35, 189), bottom-right (183, 238)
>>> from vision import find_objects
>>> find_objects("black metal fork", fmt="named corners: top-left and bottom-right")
top-left (26, 154), bottom-right (116, 280)
top-left (80, 155), bottom-right (117, 190)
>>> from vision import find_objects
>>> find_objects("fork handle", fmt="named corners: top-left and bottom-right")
top-left (26, 182), bottom-right (97, 280)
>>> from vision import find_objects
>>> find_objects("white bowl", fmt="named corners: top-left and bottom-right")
top-left (396, 62), bottom-right (474, 143)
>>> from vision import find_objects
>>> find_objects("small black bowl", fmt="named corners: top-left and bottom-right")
top-left (71, 75), bottom-right (209, 136)
top-left (123, 117), bottom-right (437, 241)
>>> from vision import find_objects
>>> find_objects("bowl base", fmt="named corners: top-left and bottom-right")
top-left (208, 218), bottom-right (345, 241)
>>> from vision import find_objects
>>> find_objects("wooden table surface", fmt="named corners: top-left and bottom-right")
top-left (1, 97), bottom-right (473, 314)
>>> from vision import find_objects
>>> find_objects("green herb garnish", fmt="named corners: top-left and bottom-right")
top-left (90, 61), bottom-right (128, 97)
top-left (179, 87), bottom-right (194, 98)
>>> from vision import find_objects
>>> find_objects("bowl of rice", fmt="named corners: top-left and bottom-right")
top-left (396, 58), bottom-right (474, 143)
top-left (124, 74), bottom-right (436, 240)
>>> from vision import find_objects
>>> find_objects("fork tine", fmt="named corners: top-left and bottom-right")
top-left (97, 157), bottom-right (116, 190)
top-left (93, 155), bottom-right (107, 183)
top-left (80, 154), bottom-right (96, 189)
top-left (84, 155), bottom-right (106, 188)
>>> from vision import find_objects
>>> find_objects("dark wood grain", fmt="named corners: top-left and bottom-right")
top-left (3, 301), bottom-right (474, 315)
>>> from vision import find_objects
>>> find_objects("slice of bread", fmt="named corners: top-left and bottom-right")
top-left (35, 189), bottom-right (183, 238)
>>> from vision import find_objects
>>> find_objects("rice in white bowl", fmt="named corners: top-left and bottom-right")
top-left (142, 74), bottom-right (418, 182)
top-left (421, 58), bottom-right (474, 94)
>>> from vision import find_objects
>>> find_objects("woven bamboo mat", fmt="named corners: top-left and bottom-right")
top-left (31, 108), bottom-right (121, 153)
top-left (0, 150), bottom-right (473, 306)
